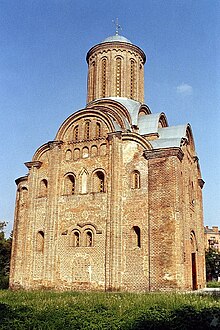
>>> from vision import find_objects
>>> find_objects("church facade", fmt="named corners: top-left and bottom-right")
top-left (10, 33), bottom-right (205, 291)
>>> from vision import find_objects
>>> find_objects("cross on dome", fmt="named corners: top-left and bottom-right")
top-left (112, 18), bottom-right (122, 35)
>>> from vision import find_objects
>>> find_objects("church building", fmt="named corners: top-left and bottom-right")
top-left (10, 32), bottom-right (205, 291)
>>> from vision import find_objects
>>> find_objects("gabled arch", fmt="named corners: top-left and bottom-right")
top-left (55, 109), bottom-right (114, 141)
top-left (88, 99), bottom-right (132, 127)
top-left (79, 168), bottom-right (89, 194)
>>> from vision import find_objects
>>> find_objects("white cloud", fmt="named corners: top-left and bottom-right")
top-left (176, 83), bottom-right (193, 96)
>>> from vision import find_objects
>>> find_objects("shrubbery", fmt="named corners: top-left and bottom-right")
top-left (0, 222), bottom-right (12, 289)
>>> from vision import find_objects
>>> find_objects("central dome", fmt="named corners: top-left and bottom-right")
top-left (101, 35), bottom-right (132, 44)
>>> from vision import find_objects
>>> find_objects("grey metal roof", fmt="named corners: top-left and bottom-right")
top-left (138, 113), bottom-right (162, 135)
top-left (150, 125), bottom-right (188, 149)
top-left (151, 138), bottom-right (183, 149)
top-left (158, 125), bottom-right (188, 139)
top-left (107, 97), bottom-right (141, 125)
top-left (101, 35), bottom-right (132, 44)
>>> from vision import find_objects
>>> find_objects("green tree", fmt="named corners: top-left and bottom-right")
top-left (0, 222), bottom-right (12, 289)
top-left (205, 248), bottom-right (220, 281)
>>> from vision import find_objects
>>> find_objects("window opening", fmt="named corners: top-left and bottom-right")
top-left (85, 122), bottom-right (90, 140)
top-left (133, 226), bottom-right (141, 248)
top-left (74, 125), bottom-right (79, 141)
top-left (130, 60), bottom-right (136, 99)
top-left (86, 231), bottom-right (93, 247)
top-left (132, 171), bottom-right (140, 189)
top-left (65, 175), bottom-right (75, 195)
top-left (101, 59), bottom-right (107, 98)
top-left (73, 231), bottom-right (80, 247)
top-left (37, 231), bottom-right (44, 252)
top-left (40, 179), bottom-right (48, 197)
top-left (116, 58), bottom-right (122, 96)
top-left (96, 122), bottom-right (101, 138)
top-left (93, 171), bottom-right (105, 192)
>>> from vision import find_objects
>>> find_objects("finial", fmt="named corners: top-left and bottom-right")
top-left (112, 18), bottom-right (122, 36)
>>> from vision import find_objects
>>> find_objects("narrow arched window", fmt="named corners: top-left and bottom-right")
top-left (90, 61), bottom-right (95, 100)
top-left (73, 125), bottom-right (79, 141)
top-left (65, 174), bottom-right (75, 195)
top-left (116, 57), bottom-right (122, 97)
top-left (85, 230), bottom-right (93, 247)
top-left (65, 149), bottom-right (72, 161)
top-left (36, 231), bottom-right (44, 252)
top-left (39, 179), bottom-right (48, 197)
top-left (133, 226), bottom-right (141, 248)
top-left (101, 58), bottom-right (107, 98)
top-left (130, 60), bottom-right (136, 99)
top-left (82, 146), bottom-right (89, 158)
top-left (93, 171), bottom-right (105, 192)
top-left (85, 122), bottom-right (90, 140)
top-left (96, 122), bottom-right (101, 138)
top-left (72, 231), bottom-right (80, 247)
top-left (131, 171), bottom-right (140, 189)
top-left (20, 186), bottom-right (28, 203)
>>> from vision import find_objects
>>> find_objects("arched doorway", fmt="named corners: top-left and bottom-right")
top-left (190, 231), bottom-right (198, 290)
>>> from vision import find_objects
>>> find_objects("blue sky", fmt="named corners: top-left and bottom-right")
top-left (0, 0), bottom-right (219, 235)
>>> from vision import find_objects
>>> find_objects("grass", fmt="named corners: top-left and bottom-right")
top-left (0, 290), bottom-right (220, 329)
top-left (207, 281), bottom-right (220, 288)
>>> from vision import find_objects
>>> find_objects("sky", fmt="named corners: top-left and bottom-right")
top-left (0, 0), bottom-right (219, 236)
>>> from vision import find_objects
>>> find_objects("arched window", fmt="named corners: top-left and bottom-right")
top-left (65, 174), bottom-right (75, 195)
top-left (116, 57), bottom-right (122, 96)
top-left (91, 145), bottom-right (98, 157)
top-left (90, 61), bottom-right (95, 100)
top-left (96, 122), bottom-right (101, 138)
top-left (73, 148), bottom-right (80, 160)
top-left (93, 171), bottom-right (105, 192)
top-left (82, 146), bottom-right (89, 158)
top-left (73, 125), bottom-right (79, 141)
top-left (85, 230), bottom-right (93, 247)
top-left (39, 179), bottom-right (48, 197)
top-left (100, 144), bottom-right (107, 156)
top-left (133, 226), bottom-right (141, 248)
top-left (130, 59), bottom-right (136, 99)
top-left (131, 171), bottom-right (140, 189)
top-left (101, 58), bottom-right (107, 98)
top-left (65, 149), bottom-right (72, 161)
top-left (19, 186), bottom-right (28, 203)
top-left (85, 122), bottom-right (90, 140)
top-left (72, 231), bottom-right (80, 247)
top-left (36, 231), bottom-right (44, 252)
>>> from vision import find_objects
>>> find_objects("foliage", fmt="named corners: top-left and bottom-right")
top-left (205, 248), bottom-right (220, 282)
top-left (207, 281), bottom-right (220, 288)
top-left (0, 291), bottom-right (220, 329)
top-left (0, 222), bottom-right (12, 289)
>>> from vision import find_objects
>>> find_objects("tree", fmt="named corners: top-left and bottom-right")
top-left (0, 222), bottom-right (12, 289)
top-left (205, 248), bottom-right (220, 282)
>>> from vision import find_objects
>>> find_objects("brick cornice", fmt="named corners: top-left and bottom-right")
top-left (15, 175), bottom-right (28, 185)
top-left (143, 147), bottom-right (184, 161)
top-left (25, 161), bottom-right (42, 169)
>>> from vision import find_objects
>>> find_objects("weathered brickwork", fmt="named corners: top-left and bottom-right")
top-left (10, 34), bottom-right (205, 292)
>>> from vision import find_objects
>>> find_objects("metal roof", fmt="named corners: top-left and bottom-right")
top-left (101, 35), bottom-right (132, 44)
